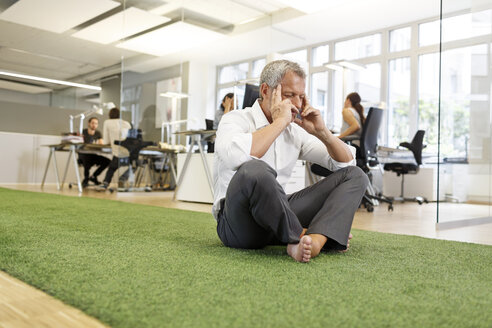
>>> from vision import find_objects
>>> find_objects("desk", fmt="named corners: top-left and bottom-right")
top-left (41, 143), bottom-right (111, 193)
top-left (138, 146), bottom-right (179, 190)
top-left (173, 129), bottom-right (215, 201)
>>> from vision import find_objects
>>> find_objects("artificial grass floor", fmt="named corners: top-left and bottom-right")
top-left (0, 187), bottom-right (491, 328)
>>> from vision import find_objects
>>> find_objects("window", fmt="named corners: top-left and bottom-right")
top-left (335, 34), bottom-right (381, 60)
top-left (219, 62), bottom-right (248, 84)
top-left (310, 72), bottom-right (328, 125)
top-left (312, 45), bottom-right (329, 66)
top-left (390, 27), bottom-right (411, 52)
top-left (217, 86), bottom-right (245, 110)
top-left (345, 63), bottom-right (381, 105)
top-left (418, 53), bottom-right (440, 153)
top-left (252, 58), bottom-right (266, 78)
top-left (419, 10), bottom-right (492, 47)
top-left (388, 57), bottom-right (411, 147)
top-left (283, 49), bottom-right (307, 64)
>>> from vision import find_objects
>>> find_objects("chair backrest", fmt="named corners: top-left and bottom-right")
top-left (205, 119), bottom-right (214, 130)
top-left (401, 130), bottom-right (425, 165)
top-left (360, 107), bottom-right (384, 163)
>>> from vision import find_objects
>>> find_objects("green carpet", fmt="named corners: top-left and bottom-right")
top-left (0, 187), bottom-right (491, 328)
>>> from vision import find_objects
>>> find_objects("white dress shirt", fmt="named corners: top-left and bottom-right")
top-left (212, 99), bottom-right (356, 220)
top-left (102, 119), bottom-right (132, 156)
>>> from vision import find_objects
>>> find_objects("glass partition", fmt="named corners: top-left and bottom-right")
top-left (437, 0), bottom-right (492, 227)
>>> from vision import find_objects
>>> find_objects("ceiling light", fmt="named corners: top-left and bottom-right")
top-left (273, 0), bottom-right (341, 14)
top-left (324, 63), bottom-right (343, 71)
top-left (117, 21), bottom-right (225, 56)
top-left (72, 7), bottom-right (170, 44)
top-left (0, 71), bottom-right (101, 91)
top-left (0, 0), bottom-right (120, 33)
top-left (339, 61), bottom-right (366, 71)
top-left (160, 92), bottom-right (189, 99)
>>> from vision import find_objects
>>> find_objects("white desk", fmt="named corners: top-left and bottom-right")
top-left (173, 130), bottom-right (215, 202)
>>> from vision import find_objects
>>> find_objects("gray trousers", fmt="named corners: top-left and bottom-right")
top-left (217, 160), bottom-right (369, 251)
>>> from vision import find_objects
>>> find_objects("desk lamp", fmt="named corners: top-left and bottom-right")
top-left (69, 102), bottom-right (114, 134)
top-left (159, 92), bottom-right (189, 145)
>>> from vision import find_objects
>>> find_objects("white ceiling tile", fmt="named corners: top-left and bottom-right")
top-left (0, 0), bottom-right (121, 33)
top-left (117, 21), bottom-right (225, 56)
top-left (72, 7), bottom-right (170, 45)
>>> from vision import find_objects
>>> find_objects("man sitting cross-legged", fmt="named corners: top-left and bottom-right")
top-left (212, 60), bottom-right (368, 262)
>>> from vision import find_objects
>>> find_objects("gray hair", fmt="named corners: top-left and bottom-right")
top-left (259, 60), bottom-right (306, 99)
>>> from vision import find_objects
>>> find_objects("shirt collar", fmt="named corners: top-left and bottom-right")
top-left (251, 99), bottom-right (270, 129)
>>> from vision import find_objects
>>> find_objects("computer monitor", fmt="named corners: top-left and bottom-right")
top-left (205, 119), bottom-right (214, 130)
top-left (242, 84), bottom-right (260, 109)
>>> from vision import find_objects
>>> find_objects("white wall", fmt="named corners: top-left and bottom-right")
top-left (0, 131), bottom-right (78, 184)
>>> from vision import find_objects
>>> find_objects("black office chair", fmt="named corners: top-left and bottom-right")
top-left (112, 129), bottom-right (154, 192)
top-left (311, 107), bottom-right (393, 212)
top-left (383, 130), bottom-right (428, 204)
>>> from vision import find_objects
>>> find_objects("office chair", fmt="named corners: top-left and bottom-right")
top-left (110, 129), bottom-right (154, 193)
top-left (310, 107), bottom-right (393, 212)
top-left (383, 130), bottom-right (428, 204)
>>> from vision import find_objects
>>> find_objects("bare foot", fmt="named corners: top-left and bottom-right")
top-left (287, 235), bottom-right (312, 262)
top-left (310, 234), bottom-right (328, 258)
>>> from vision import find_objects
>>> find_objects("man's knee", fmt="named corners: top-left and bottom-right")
top-left (236, 159), bottom-right (277, 184)
top-left (345, 166), bottom-right (370, 190)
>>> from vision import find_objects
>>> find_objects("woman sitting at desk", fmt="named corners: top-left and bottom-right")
top-left (338, 92), bottom-right (365, 144)
top-left (213, 93), bottom-right (234, 129)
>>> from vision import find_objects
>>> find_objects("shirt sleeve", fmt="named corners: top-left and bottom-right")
top-left (215, 112), bottom-right (254, 171)
top-left (102, 121), bottom-right (109, 145)
top-left (297, 128), bottom-right (356, 171)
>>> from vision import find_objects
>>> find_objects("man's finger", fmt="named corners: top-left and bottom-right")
top-left (275, 84), bottom-right (282, 104)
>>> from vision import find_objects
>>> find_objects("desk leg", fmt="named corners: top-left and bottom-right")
top-left (52, 148), bottom-right (61, 190)
top-left (61, 148), bottom-right (73, 189)
top-left (72, 148), bottom-right (82, 193)
top-left (41, 147), bottom-right (52, 189)
top-left (173, 142), bottom-right (195, 201)
top-left (41, 147), bottom-right (60, 190)
top-left (196, 135), bottom-right (214, 195)
top-left (168, 154), bottom-right (177, 189)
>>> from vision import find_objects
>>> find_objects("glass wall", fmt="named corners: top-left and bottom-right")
top-left (437, 0), bottom-right (492, 226)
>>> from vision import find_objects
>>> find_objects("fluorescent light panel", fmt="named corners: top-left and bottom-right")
top-left (160, 92), bottom-right (189, 99)
top-left (0, 71), bottom-right (101, 91)
top-left (339, 61), bottom-right (366, 71)
top-left (72, 7), bottom-right (170, 44)
top-left (274, 0), bottom-right (342, 14)
top-left (117, 21), bottom-right (224, 57)
top-left (151, 0), bottom-right (265, 24)
top-left (0, 0), bottom-right (120, 33)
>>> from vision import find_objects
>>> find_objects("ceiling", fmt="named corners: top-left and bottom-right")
top-left (0, 0), bottom-right (473, 92)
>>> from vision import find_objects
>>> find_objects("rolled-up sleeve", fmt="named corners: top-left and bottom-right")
top-left (298, 129), bottom-right (356, 171)
top-left (215, 113), bottom-right (254, 171)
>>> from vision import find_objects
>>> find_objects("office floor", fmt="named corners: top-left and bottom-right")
top-left (1, 183), bottom-right (491, 327)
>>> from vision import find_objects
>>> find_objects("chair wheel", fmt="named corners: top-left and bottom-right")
top-left (388, 204), bottom-right (394, 211)
top-left (109, 188), bottom-right (115, 193)
top-left (418, 200), bottom-right (423, 205)
top-left (366, 204), bottom-right (374, 212)
top-left (68, 183), bottom-right (72, 189)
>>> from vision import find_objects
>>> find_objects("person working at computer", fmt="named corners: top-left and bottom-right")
top-left (338, 92), bottom-right (365, 144)
top-left (213, 60), bottom-right (368, 263)
top-left (79, 117), bottom-right (110, 187)
top-left (213, 93), bottom-right (234, 129)
top-left (98, 107), bottom-right (132, 190)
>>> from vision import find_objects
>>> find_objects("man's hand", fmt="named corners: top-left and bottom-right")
top-left (294, 97), bottom-right (327, 136)
top-left (270, 85), bottom-right (298, 126)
